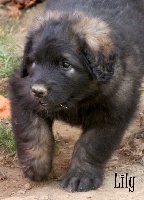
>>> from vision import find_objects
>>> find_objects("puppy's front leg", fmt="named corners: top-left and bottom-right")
top-left (12, 111), bottom-right (54, 181)
top-left (61, 124), bottom-right (124, 192)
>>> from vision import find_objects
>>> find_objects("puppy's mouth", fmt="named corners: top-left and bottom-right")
top-left (39, 101), bottom-right (68, 110)
top-left (39, 101), bottom-right (48, 106)
top-left (59, 103), bottom-right (68, 109)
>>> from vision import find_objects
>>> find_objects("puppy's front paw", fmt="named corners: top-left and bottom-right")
top-left (61, 168), bottom-right (103, 192)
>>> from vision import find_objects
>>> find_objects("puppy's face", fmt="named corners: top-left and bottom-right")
top-left (20, 15), bottom-right (117, 111)
top-left (27, 37), bottom-right (93, 110)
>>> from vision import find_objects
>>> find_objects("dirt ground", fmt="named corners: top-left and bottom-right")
top-left (0, 1), bottom-right (144, 200)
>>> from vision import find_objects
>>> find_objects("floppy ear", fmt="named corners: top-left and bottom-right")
top-left (82, 44), bottom-right (117, 82)
top-left (73, 13), bottom-right (117, 82)
top-left (20, 15), bottom-right (50, 78)
top-left (20, 35), bottom-right (33, 78)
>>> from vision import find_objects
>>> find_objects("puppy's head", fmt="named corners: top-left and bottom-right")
top-left (20, 12), bottom-right (117, 110)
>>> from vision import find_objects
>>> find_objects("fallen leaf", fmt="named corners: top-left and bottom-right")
top-left (0, 95), bottom-right (11, 119)
top-left (0, 0), bottom-right (11, 5)
top-left (12, 0), bottom-right (38, 9)
top-left (7, 5), bottom-right (22, 17)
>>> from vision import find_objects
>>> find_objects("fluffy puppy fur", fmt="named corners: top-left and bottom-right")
top-left (9, 0), bottom-right (144, 192)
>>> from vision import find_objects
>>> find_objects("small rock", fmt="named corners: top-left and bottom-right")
top-left (17, 190), bottom-right (26, 194)
top-left (111, 155), bottom-right (119, 161)
top-left (0, 171), bottom-right (7, 180)
top-left (0, 156), bottom-right (4, 161)
top-left (141, 156), bottom-right (144, 166)
top-left (24, 183), bottom-right (32, 190)
top-left (11, 192), bottom-right (15, 196)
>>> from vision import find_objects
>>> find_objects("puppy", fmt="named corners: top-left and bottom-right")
top-left (9, 0), bottom-right (144, 192)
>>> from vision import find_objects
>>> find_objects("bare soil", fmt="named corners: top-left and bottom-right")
top-left (0, 2), bottom-right (144, 200)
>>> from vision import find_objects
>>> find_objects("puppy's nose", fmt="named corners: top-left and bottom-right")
top-left (32, 83), bottom-right (47, 98)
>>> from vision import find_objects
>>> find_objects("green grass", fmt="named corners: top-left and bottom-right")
top-left (0, 27), bottom-right (21, 78)
top-left (0, 121), bottom-right (16, 153)
top-left (0, 23), bottom-right (20, 154)
top-left (55, 143), bottom-right (61, 155)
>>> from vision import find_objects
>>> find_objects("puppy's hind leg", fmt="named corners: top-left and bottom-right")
top-left (12, 109), bottom-right (54, 181)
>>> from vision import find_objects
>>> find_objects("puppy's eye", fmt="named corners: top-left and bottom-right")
top-left (32, 62), bottom-right (36, 69)
top-left (61, 61), bottom-right (72, 70)
top-left (29, 62), bottom-right (36, 76)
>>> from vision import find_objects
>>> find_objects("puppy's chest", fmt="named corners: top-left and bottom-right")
top-left (54, 109), bottom-right (83, 126)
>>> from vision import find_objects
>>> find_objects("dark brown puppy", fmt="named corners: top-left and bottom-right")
top-left (9, 0), bottom-right (144, 192)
